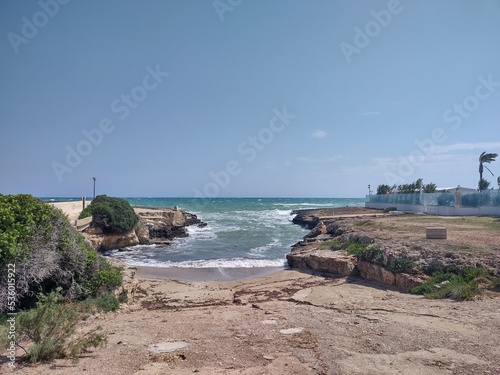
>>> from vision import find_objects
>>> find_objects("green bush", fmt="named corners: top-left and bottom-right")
top-left (0, 194), bottom-right (57, 262)
top-left (87, 196), bottom-right (138, 233)
top-left (410, 267), bottom-right (498, 301)
top-left (78, 206), bottom-right (92, 219)
top-left (90, 293), bottom-right (120, 312)
top-left (359, 244), bottom-right (383, 262)
top-left (0, 194), bottom-right (123, 313)
top-left (84, 261), bottom-right (123, 296)
top-left (387, 257), bottom-right (415, 274)
top-left (0, 289), bottom-right (107, 363)
top-left (383, 206), bottom-right (397, 213)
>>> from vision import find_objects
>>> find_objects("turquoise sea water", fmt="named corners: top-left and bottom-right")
top-left (119, 198), bottom-right (364, 268)
top-left (42, 197), bottom-right (365, 268)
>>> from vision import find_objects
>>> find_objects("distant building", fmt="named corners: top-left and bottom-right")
top-left (435, 186), bottom-right (476, 193)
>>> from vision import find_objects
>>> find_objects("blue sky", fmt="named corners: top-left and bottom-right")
top-left (1, 0), bottom-right (499, 198)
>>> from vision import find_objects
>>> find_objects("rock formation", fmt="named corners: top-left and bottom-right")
top-left (287, 208), bottom-right (428, 292)
top-left (83, 207), bottom-right (203, 251)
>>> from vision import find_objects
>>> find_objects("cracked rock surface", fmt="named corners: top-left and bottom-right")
top-left (10, 266), bottom-right (500, 375)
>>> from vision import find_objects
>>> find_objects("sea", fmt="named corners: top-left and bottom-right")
top-left (43, 197), bottom-right (365, 268)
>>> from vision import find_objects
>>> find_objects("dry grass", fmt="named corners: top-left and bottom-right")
top-left (348, 214), bottom-right (500, 256)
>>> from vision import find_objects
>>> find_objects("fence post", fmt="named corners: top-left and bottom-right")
top-left (454, 191), bottom-right (461, 207)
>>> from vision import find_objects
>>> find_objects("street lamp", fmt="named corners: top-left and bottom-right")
top-left (92, 177), bottom-right (96, 199)
top-left (368, 184), bottom-right (371, 195)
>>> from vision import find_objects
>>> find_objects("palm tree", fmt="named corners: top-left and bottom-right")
top-left (478, 152), bottom-right (498, 191)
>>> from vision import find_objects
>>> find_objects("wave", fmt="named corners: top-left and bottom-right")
top-left (112, 257), bottom-right (288, 268)
top-left (249, 238), bottom-right (282, 257)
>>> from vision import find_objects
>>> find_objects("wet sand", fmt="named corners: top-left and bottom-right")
top-left (136, 265), bottom-right (286, 282)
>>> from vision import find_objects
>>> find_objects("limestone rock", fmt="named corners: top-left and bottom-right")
top-left (83, 208), bottom-right (204, 251)
top-left (83, 228), bottom-right (139, 251)
top-left (287, 249), bottom-right (359, 277)
top-left (135, 222), bottom-right (151, 245)
top-left (395, 273), bottom-right (427, 292)
top-left (357, 260), bottom-right (396, 286)
top-left (304, 221), bottom-right (327, 239)
top-left (292, 213), bottom-right (320, 229)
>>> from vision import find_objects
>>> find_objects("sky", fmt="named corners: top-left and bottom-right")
top-left (1, 0), bottom-right (499, 198)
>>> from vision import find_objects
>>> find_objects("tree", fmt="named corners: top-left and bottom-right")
top-left (423, 183), bottom-right (437, 193)
top-left (478, 151), bottom-right (497, 191)
top-left (479, 178), bottom-right (490, 191)
top-left (377, 184), bottom-right (394, 195)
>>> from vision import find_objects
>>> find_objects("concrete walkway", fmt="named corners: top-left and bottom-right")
top-left (48, 200), bottom-right (89, 227)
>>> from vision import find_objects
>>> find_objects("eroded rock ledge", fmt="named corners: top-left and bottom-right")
top-left (287, 207), bottom-right (500, 292)
top-left (83, 207), bottom-right (204, 251)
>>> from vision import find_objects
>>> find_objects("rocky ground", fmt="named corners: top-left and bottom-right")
top-left (6, 268), bottom-right (500, 375)
top-left (3, 208), bottom-right (500, 374)
top-left (288, 208), bottom-right (500, 290)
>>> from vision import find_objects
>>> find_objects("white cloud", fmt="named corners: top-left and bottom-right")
top-left (361, 111), bottom-right (381, 116)
top-left (311, 129), bottom-right (327, 139)
top-left (297, 156), bottom-right (342, 163)
top-left (432, 142), bottom-right (500, 154)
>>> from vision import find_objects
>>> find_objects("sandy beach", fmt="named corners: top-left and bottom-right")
top-left (136, 265), bottom-right (286, 282)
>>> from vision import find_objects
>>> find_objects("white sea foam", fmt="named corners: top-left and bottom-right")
top-left (249, 238), bottom-right (282, 257)
top-left (114, 257), bottom-right (288, 268)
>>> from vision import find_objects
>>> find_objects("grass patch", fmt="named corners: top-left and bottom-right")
top-left (319, 239), bottom-right (382, 262)
top-left (354, 220), bottom-right (376, 227)
top-left (411, 267), bottom-right (500, 301)
top-left (387, 257), bottom-right (416, 274)
top-left (86, 293), bottom-right (120, 313)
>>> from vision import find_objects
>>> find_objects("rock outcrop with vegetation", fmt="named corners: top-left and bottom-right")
top-left (82, 200), bottom-right (203, 251)
top-left (287, 207), bottom-right (500, 299)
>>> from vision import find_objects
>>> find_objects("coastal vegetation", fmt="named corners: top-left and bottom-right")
top-left (319, 238), bottom-right (383, 263)
top-left (79, 195), bottom-right (139, 233)
top-left (478, 151), bottom-right (497, 191)
top-left (0, 194), bottom-right (124, 362)
top-left (411, 267), bottom-right (500, 301)
top-left (309, 212), bottom-right (500, 300)
top-left (376, 178), bottom-right (437, 195)
top-left (1, 289), bottom-right (107, 363)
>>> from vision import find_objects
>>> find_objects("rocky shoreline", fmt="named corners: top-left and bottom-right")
top-left (287, 207), bottom-right (500, 293)
top-left (83, 207), bottom-right (205, 251)
top-left (9, 207), bottom-right (500, 374)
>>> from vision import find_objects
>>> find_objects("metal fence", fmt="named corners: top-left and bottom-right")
top-left (366, 190), bottom-right (500, 208)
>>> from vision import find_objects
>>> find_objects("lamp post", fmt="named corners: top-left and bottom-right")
top-left (368, 184), bottom-right (371, 196)
top-left (92, 177), bottom-right (96, 200)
